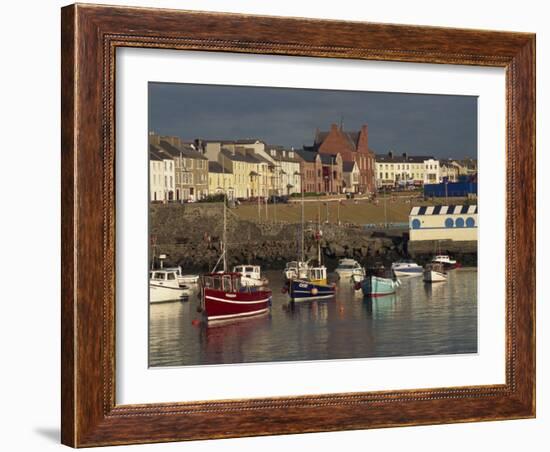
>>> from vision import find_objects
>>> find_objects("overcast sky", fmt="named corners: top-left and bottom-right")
top-left (149, 82), bottom-right (477, 159)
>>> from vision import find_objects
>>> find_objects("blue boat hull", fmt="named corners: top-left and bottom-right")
top-left (361, 276), bottom-right (399, 297)
top-left (288, 279), bottom-right (336, 301)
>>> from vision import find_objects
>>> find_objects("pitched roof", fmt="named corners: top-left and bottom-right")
top-left (158, 140), bottom-right (208, 160)
top-left (375, 153), bottom-right (435, 163)
top-left (295, 149), bottom-right (318, 163)
top-left (149, 144), bottom-right (172, 161)
top-left (208, 161), bottom-right (232, 174)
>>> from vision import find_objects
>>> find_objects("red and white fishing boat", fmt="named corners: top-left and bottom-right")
top-left (199, 180), bottom-right (271, 322)
top-left (200, 272), bottom-right (271, 321)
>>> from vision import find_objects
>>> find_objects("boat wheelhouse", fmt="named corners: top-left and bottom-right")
top-left (283, 261), bottom-right (310, 281)
top-left (200, 272), bottom-right (272, 321)
top-left (233, 264), bottom-right (269, 287)
top-left (431, 255), bottom-right (460, 270)
top-left (164, 266), bottom-right (200, 286)
top-left (149, 269), bottom-right (191, 303)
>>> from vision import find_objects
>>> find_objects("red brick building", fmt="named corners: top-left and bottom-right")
top-left (295, 150), bottom-right (343, 194)
top-left (308, 123), bottom-right (376, 193)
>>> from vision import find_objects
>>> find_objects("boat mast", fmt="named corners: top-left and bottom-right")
top-left (222, 156), bottom-right (227, 273)
top-left (301, 175), bottom-right (305, 262)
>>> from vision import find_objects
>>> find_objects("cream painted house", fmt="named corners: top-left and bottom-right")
top-left (266, 147), bottom-right (302, 195)
top-left (409, 205), bottom-right (478, 241)
top-left (375, 152), bottom-right (440, 187)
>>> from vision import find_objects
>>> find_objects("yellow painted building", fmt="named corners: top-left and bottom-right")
top-left (409, 205), bottom-right (478, 241)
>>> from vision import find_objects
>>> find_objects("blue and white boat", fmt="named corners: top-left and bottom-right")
top-left (361, 275), bottom-right (400, 297)
top-left (391, 260), bottom-right (423, 277)
top-left (287, 266), bottom-right (336, 301)
top-left (358, 265), bottom-right (400, 297)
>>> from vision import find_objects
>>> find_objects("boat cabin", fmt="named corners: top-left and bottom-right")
top-left (233, 265), bottom-right (261, 280)
top-left (432, 255), bottom-right (455, 264)
top-left (201, 273), bottom-right (262, 293)
top-left (150, 270), bottom-right (178, 281)
top-left (306, 266), bottom-right (328, 285)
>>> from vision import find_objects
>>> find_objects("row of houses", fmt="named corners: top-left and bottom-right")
top-left (148, 124), bottom-right (476, 202)
top-left (375, 152), bottom-right (478, 188)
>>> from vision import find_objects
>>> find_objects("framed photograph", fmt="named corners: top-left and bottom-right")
top-left (61, 3), bottom-right (535, 447)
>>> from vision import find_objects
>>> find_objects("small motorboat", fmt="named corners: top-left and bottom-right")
top-left (431, 255), bottom-right (461, 270)
top-left (391, 260), bottom-right (423, 277)
top-left (335, 258), bottom-right (366, 282)
top-left (286, 265), bottom-right (336, 301)
top-left (423, 262), bottom-right (448, 283)
top-left (200, 272), bottom-right (272, 322)
top-left (233, 264), bottom-right (269, 287)
top-left (358, 266), bottom-right (400, 297)
top-left (149, 269), bottom-right (191, 303)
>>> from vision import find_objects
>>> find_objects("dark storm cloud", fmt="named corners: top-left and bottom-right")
top-left (149, 82), bottom-right (477, 159)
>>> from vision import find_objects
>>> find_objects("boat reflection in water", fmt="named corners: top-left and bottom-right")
top-left (149, 269), bottom-right (478, 367)
top-left (363, 293), bottom-right (398, 319)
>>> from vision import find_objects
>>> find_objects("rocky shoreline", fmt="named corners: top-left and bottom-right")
top-left (150, 203), bottom-right (477, 272)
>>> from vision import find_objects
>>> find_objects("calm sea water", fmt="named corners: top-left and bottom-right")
top-left (149, 268), bottom-right (477, 367)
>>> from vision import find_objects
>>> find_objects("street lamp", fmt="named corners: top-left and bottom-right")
top-left (249, 171), bottom-right (260, 222)
top-left (294, 171), bottom-right (305, 262)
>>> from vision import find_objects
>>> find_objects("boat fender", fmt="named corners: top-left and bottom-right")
top-left (281, 286), bottom-right (288, 294)
top-left (191, 319), bottom-right (200, 326)
top-left (311, 288), bottom-right (318, 295)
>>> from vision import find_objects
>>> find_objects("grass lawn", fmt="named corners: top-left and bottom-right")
top-left (231, 195), bottom-right (470, 225)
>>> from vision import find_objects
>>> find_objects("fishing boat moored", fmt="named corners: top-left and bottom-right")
top-left (431, 255), bottom-right (461, 270)
top-left (357, 265), bottom-right (400, 297)
top-left (286, 266), bottom-right (336, 301)
top-left (149, 269), bottom-right (191, 303)
top-left (423, 262), bottom-right (448, 283)
top-left (201, 272), bottom-right (272, 321)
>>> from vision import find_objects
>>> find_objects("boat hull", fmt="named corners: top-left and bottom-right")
top-left (203, 288), bottom-right (271, 321)
top-left (392, 267), bottom-right (423, 277)
top-left (361, 276), bottom-right (399, 297)
top-left (423, 270), bottom-right (447, 282)
top-left (149, 284), bottom-right (190, 303)
top-left (288, 279), bottom-right (336, 301)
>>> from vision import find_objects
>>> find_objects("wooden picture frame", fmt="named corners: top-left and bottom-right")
top-left (61, 3), bottom-right (535, 447)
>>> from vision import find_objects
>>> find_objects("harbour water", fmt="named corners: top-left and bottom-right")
top-left (149, 268), bottom-right (477, 367)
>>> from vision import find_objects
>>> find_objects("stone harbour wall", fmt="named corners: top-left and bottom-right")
top-left (150, 204), bottom-right (477, 271)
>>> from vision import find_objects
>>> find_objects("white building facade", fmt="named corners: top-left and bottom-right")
top-left (149, 145), bottom-right (175, 202)
top-left (409, 205), bottom-right (478, 241)
top-left (375, 152), bottom-right (440, 187)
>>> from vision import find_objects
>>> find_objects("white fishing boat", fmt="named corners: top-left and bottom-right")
top-left (164, 266), bottom-right (200, 286)
top-left (233, 264), bottom-right (269, 287)
top-left (149, 269), bottom-right (191, 303)
top-left (391, 260), bottom-right (423, 277)
top-left (423, 262), bottom-right (448, 283)
top-left (335, 258), bottom-right (365, 282)
top-left (431, 255), bottom-right (461, 270)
